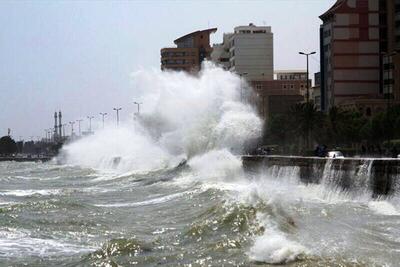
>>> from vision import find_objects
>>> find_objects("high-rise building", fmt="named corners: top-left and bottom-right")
top-left (382, 0), bottom-right (400, 101)
top-left (312, 72), bottom-right (322, 110)
top-left (212, 23), bottom-right (273, 81)
top-left (160, 28), bottom-right (217, 72)
top-left (320, 0), bottom-right (382, 111)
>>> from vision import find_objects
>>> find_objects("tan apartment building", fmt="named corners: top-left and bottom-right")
top-left (160, 28), bottom-right (217, 72)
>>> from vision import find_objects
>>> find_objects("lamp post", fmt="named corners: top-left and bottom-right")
top-left (44, 129), bottom-right (48, 142)
top-left (133, 102), bottom-right (142, 115)
top-left (87, 116), bottom-right (94, 133)
top-left (240, 72), bottom-right (248, 102)
top-left (99, 113), bottom-right (107, 129)
top-left (47, 129), bottom-right (52, 142)
top-left (62, 124), bottom-right (67, 138)
top-left (76, 119), bottom-right (83, 136)
top-left (299, 51), bottom-right (316, 103)
top-left (113, 107), bottom-right (122, 127)
top-left (69, 121), bottom-right (75, 137)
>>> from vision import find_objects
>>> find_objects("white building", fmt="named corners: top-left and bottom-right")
top-left (230, 24), bottom-right (273, 81)
top-left (210, 33), bottom-right (232, 70)
top-left (212, 23), bottom-right (274, 81)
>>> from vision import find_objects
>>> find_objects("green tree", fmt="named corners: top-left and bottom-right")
top-left (289, 102), bottom-right (324, 150)
top-left (0, 136), bottom-right (17, 156)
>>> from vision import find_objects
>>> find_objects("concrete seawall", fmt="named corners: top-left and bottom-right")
top-left (0, 157), bottom-right (52, 162)
top-left (242, 156), bottom-right (400, 196)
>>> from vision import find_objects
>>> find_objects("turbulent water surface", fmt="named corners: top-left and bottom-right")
top-left (1, 65), bottom-right (399, 266)
top-left (0, 159), bottom-right (400, 266)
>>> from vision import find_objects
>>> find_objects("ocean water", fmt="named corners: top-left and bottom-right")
top-left (0, 159), bottom-right (400, 266)
top-left (1, 64), bottom-right (399, 266)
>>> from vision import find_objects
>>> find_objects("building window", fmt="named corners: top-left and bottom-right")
top-left (290, 84), bottom-right (294, 89)
top-left (283, 85), bottom-right (287, 89)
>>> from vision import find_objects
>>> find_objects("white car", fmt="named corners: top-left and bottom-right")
top-left (327, 151), bottom-right (344, 159)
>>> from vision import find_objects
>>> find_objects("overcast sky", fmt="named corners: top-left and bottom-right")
top-left (0, 0), bottom-right (336, 140)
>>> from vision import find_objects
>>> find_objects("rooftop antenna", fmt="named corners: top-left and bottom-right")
top-left (263, 20), bottom-right (266, 25)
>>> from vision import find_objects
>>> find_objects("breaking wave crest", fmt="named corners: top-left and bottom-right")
top-left (60, 63), bottom-right (261, 174)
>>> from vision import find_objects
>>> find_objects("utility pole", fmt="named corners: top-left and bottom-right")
top-left (299, 51), bottom-right (316, 103)
top-left (133, 102), bottom-right (142, 115)
top-left (113, 108), bottom-right (122, 127)
top-left (76, 119), bottom-right (83, 136)
top-left (99, 113), bottom-right (107, 129)
top-left (48, 130), bottom-right (52, 142)
top-left (62, 124), bottom-right (67, 138)
top-left (69, 121), bottom-right (75, 137)
top-left (87, 116), bottom-right (94, 133)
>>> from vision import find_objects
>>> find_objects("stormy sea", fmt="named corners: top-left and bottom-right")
top-left (1, 64), bottom-right (399, 266)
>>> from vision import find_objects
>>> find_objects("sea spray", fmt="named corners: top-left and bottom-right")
top-left (61, 62), bottom-right (262, 173)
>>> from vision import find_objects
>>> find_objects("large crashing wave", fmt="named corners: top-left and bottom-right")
top-left (61, 63), bottom-right (262, 173)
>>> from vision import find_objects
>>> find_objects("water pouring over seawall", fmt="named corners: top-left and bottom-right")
top-left (242, 156), bottom-right (400, 196)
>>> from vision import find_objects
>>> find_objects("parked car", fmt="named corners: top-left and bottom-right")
top-left (327, 151), bottom-right (344, 159)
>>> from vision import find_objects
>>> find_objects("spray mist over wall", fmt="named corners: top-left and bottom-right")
top-left (62, 63), bottom-right (262, 173)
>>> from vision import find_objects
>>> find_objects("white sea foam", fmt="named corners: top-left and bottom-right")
top-left (0, 189), bottom-right (62, 197)
top-left (95, 189), bottom-right (199, 207)
top-left (0, 229), bottom-right (95, 257)
top-left (249, 230), bottom-right (308, 264)
top-left (368, 201), bottom-right (400, 216)
top-left (188, 149), bottom-right (244, 182)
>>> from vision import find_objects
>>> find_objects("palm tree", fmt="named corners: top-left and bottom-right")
top-left (289, 102), bottom-right (324, 151)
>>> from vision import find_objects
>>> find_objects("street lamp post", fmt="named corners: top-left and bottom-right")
top-left (62, 124), bottom-right (67, 138)
top-left (113, 108), bottom-right (122, 127)
top-left (299, 51), bottom-right (316, 103)
top-left (76, 119), bottom-right (83, 136)
top-left (99, 113), bottom-right (107, 129)
top-left (87, 116), bottom-right (94, 133)
top-left (44, 129), bottom-right (48, 142)
top-left (240, 72), bottom-right (248, 102)
top-left (133, 102), bottom-right (142, 115)
top-left (69, 121), bottom-right (75, 137)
